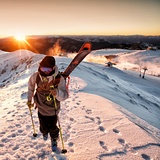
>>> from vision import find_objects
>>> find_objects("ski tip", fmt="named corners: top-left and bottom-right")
top-left (79, 42), bottom-right (92, 53)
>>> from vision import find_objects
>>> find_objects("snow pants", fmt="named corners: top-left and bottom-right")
top-left (38, 112), bottom-right (59, 140)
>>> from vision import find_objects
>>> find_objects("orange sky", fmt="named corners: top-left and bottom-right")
top-left (0, 0), bottom-right (160, 37)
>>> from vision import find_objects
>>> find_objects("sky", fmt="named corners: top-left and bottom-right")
top-left (0, 0), bottom-right (160, 37)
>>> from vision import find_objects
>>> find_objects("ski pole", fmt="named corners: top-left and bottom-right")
top-left (29, 107), bottom-right (37, 137)
top-left (53, 96), bottom-right (67, 154)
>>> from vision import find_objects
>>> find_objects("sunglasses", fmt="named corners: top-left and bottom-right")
top-left (40, 67), bottom-right (53, 73)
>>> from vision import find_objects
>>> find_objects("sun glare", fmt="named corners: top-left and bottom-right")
top-left (14, 33), bottom-right (26, 41)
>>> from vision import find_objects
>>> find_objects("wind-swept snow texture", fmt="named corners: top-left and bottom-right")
top-left (0, 49), bottom-right (160, 160)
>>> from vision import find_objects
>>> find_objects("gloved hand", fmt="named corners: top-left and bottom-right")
top-left (50, 89), bottom-right (57, 97)
top-left (27, 101), bottom-right (34, 108)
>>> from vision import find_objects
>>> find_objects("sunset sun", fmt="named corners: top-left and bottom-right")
top-left (14, 33), bottom-right (26, 41)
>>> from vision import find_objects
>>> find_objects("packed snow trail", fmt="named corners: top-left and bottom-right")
top-left (0, 76), bottom-right (159, 160)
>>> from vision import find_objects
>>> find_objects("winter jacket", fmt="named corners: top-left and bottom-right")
top-left (28, 65), bottom-right (69, 116)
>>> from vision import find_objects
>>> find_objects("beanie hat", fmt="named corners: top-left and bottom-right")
top-left (40, 56), bottom-right (55, 67)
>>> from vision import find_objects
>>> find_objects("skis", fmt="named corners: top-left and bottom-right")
top-left (62, 42), bottom-right (92, 78)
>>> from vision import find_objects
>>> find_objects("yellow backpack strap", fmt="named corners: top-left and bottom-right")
top-left (52, 72), bottom-right (61, 88)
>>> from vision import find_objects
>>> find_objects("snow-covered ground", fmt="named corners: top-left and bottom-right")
top-left (0, 49), bottom-right (160, 160)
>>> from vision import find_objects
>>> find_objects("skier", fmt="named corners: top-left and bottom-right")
top-left (27, 56), bottom-right (69, 151)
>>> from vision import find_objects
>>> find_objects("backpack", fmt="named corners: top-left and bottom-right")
top-left (35, 72), bottom-right (70, 100)
top-left (36, 72), bottom-right (61, 89)
top-left (34, 72), bottom-right (70, 110)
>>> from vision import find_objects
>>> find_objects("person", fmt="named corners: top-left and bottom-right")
top-left (27, 56), bottom-right (69, 150)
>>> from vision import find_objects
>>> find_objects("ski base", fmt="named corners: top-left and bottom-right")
top-left (62, 42), bottom-right (92, 78)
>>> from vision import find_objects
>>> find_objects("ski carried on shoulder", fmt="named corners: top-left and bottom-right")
top-left (62, 42), bottom-right (92, 78)
top-left (52, 42), bottom-right (92, 154)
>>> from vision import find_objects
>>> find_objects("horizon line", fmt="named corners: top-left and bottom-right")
top-left (1, 34), bottom-right (160, 39)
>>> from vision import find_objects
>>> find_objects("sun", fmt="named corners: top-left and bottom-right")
top-left (14, 33), bottom-right (26, 41)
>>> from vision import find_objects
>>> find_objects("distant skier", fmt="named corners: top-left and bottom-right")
top-left (27, 56), bottom-right (69, 151)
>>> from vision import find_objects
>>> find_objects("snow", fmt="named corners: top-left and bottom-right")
top-left (0, 49), bottom-right (160, 160)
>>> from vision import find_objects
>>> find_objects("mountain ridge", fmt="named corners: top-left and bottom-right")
top-left (0, 35), bottom-right (159, 54)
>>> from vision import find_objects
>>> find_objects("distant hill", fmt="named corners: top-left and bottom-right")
top-left (0, 35), bottom-right (159, 54)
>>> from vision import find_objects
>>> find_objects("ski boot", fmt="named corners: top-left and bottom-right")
top-left (51, 139), bottom-right (57, 152)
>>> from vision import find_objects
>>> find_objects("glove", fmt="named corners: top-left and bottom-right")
top-left (50, 89), bottom-right (57, 97)
top-left (27, 101), bottom-right (34, 108)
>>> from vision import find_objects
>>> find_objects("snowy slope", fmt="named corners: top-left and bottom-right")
top-left (0, 49), bottom-right (160, 160)
top-left (85, 49), bottom-right (160, 77)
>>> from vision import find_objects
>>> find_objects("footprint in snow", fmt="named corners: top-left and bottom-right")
top-left (129, 99), bottom-right (137, 105)
top-left (99, 126), bottom-right (106, 132)
top-left (7, 110), bottom-right (14, 114)
top-left (69, 117), bottom-right (74, 122)
top-left (12, 144), bottom-right (19, 150)
top-left (96, 117), bottom-right (101, 125)
top-left (118, 138), bottom-right (125, 145)
top-left (21, 92), bottom-right (27, 99)
top-left (85, 116), bottom-right (106, 132)
top-left (16, 123), bottom-right (21, 127)
top-left (85, 109), bottom-right (92, 114)
top-left (141, 154), bottom-right (151, 160)
top-left (113, 128), bottom-right (122, 136)
top-left (0, 143), bottom-right (4, 147)
top-left (99, 141), bottom-right (108, 151)
top-left (0, 131), bottom-right (5, 135)
top-left (11, 114), bottom-right (16, 117)
top-left (82, 106), bottom-right (85, 110)
top-left (125, 92), bottom-right (132, 98)
top-left (18, 129), bottom-right (23, 134)
top-left (2, 115), bottom-right (6, 118)
top-left (68, 142), bottom-right (74, 147)
top-left (118, 138), bottom-right (138, 155)
top-left (7, 119), bottom-right (14, 122)
top-left (9, 133), bottom-right (17, 138)
top-left (113, 87), bottom-right (119, 91)
top-left (68, 141), bottom-right (75, 152)
top-left (76, 102), bottom-right (80, 105)
top-left (1, 138), bottom-right (10, 143)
